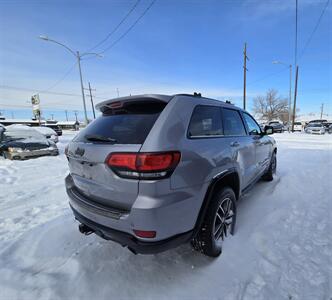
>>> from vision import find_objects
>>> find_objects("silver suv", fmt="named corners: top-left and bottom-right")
top-left (65, 94), bottom-right (277, 257)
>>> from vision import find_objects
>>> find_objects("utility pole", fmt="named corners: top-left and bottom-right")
top-left (288, 65), bottom-right (292, 130)
top-left (320, 103), bottom-right (324, 119)
top-left (243, 43), bottom-right (249, 110)
top-left (84, 82), bottom-right (96, 119)
top-left (291, 0), bottom-right (299, 132)
top-left (117, 88), bottom-right (120, 97)
top-left (11, 112), bottom-right (14, 119)
top-left (65, 110), bottom-right (68, 121)
top-left (51, 114), bottom-right (54, 120)
top-left (291, 66), bottom-right (299, 132)
top-left (74, 110), bottom-right (78, 122)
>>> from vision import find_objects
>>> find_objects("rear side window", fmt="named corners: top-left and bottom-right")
top-left (222, 108), bottom-right (246, 136)
top-left (74, 101), bottom-right (165, 144)
top-left (188, 105), bottom-right (223, 138)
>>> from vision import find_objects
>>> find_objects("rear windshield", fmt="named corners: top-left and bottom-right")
top-left (74, 101), bottom-right (166, 144)
top-left (2, 129), bottom-right (45, 142)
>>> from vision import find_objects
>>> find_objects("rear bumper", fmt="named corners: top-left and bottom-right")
top-left (65, 174), bottom-right (194, 254)
top-left (70, 206), bottom-right (192, 254)
top-left (306, 130), bottom-right (325, 134)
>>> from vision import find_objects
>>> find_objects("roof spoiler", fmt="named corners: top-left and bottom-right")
top-left (95, 94), bottom-right (173, 112)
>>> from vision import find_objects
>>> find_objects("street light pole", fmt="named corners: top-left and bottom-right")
top-left (39, 35), bottom-right (102, 125)
top-left (76, 51), bottom-right (89, 124)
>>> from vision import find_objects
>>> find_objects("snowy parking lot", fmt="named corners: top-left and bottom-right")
top-left (0, 132), bottom-right (331, 300)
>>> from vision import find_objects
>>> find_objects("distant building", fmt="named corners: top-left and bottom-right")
top-left (0, 118), bottom-right (46, 127)
top-left (57, 120), bottom-right (80, 131)
top-left (0, 118), bottom-right (81, 131)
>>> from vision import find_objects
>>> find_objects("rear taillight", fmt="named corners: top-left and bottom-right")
top-left (106, 151), bottom-right (181, 179)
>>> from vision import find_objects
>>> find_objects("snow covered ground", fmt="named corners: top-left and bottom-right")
top-left (0, 132), bottom-right (331, 300)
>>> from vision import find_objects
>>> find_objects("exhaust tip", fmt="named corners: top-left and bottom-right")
top-left (78, 223), bottom-right (94, 235)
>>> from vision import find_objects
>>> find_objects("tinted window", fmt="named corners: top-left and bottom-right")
top-left (222, 109), bottom-right (246, 136)
top-left (243, 113), bottom-right (261, 135)
top-left (188, 106), bottom-right (223, 138)
top-left (74, 102), bottom-right (165, 144)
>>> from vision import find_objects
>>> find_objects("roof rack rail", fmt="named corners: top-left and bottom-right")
top-left (175, 93), bottom-right (202, 98)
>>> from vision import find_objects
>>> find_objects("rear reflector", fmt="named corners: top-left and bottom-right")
top-left (106, 151), bottom-right (181, 179)
top-left (133, 230), bottom-right (156, 238)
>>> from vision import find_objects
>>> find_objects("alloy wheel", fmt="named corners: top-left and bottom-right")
top-left (213, 197), bottom-right (234, 243)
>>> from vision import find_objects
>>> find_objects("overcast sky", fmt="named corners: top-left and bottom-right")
top-left (0, 0), bottom-right (331, 120)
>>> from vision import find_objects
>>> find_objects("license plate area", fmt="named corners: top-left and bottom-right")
top-left (69, 158), bottom-right (95, 179)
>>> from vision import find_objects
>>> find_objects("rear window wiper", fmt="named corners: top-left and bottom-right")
top-left (85, 134), bottom-right (117, 143)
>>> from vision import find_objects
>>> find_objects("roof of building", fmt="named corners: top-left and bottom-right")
top-left (56, 121), bottom-right (79, 126)
top-left (0, 118), bottom-right (46, 124)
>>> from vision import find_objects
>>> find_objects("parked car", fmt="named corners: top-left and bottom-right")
top-left (305, 123), bottom-right (325, 135)
top-left (34, 126), bottom-right (59, 143)
top-left (293, 122), bottom-right (302, 132)
top-left (65, 93), bottom-right (277, 257)
top-left (268, 121), bottom-right (284, 133)
top-left (0, 126), bottom-right (59, 160)
top-left (328, 124), bottom-right (332, 134)
top-left (308, 119), bottom-right (327, 124)
top-left (322, 122), bottom-right (332, 131)
top-left (304, 119), bottom-right (327, 129)
top-left (44, 124), bottom-right (62, 136)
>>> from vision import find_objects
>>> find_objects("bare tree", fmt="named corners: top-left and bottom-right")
top-left (279, 107), bottom-right (301, 123)
top-left (253, 89), bottom-right (288, 122)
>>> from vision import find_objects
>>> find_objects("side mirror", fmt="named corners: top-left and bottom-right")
top-left (264, 125), bottom-right (274, 135)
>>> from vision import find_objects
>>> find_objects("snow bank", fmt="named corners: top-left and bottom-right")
top-left (0, 132), bottom-right (331, 299)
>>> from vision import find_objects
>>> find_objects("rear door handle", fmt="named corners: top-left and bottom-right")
top-left (230, 141), bottom-right (240, 147)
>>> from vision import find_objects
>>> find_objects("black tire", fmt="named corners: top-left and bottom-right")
top-left (262, 151), bottom-right (276, 181)
top-left (192, 187), bottom-right (237, 257)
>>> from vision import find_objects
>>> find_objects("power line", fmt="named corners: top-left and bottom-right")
top-left (99, 0), bottom-right (157, 54)
top-left (0, 103), bottom-right (31, 108)
top-left (299, 0), bottom-right (330, 60)
top-left (87, 0), bottom-right (141, 52)
top-left (37, 62), bottom-right (77, 94)
top-left (247, 66), bottom-right (289, 87)
top-left (0, 84), bottom-right (81, 97)
top-left (0, 84), bottom-right (106, 99)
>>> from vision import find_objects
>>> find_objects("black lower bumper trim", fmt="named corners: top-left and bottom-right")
top-left (70, 206), bottom-right (193, 254)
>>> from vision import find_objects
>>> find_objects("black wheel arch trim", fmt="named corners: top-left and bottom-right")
top-left (192, 168), bottom-right (239, 238)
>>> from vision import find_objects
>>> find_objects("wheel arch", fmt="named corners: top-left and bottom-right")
top-left (192, 169), bottom-right (240, 238)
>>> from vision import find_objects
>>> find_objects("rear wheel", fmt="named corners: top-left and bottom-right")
top-left (192, 187), bottom-right (236, 257)
top-left (262, 151), bottom-right (276, 181)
